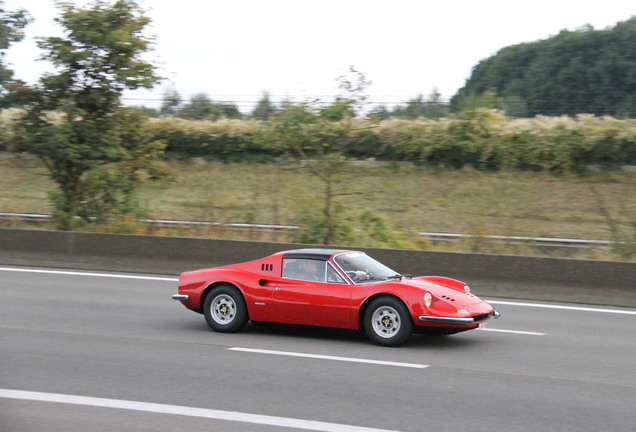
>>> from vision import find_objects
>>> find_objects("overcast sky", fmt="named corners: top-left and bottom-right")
top-left (3, 0), bottom-right (636, 111)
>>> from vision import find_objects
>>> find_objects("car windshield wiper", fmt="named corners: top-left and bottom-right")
top-left (386, 274), bottom-right (404, 280)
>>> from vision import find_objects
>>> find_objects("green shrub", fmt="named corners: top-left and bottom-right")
top-left (0, 109), bottom-right (25, 151)
top-left (8, 109), bottom-right (631, 172)
top-left (147, 118), bottom-right (281, 162)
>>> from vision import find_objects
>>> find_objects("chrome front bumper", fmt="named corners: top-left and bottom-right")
top-left (172, 294), bottom-right (190, 301)
top-left (419, 310), bottom-right (500, 324)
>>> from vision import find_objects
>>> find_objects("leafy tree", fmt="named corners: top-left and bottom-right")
top-left (374, 89), bottom-right (449, 121)
top-left (391, 94), bottom-right (426, 119)
top-left (177, 93), bottom-right (242, 120)
top-left (160, 86), bottom-right (182, 116)
top-left (452, 17), bottom-right (636, 117)
top-left (0, 1), bottom-right (32, 107)
top-left (423, 88), bottom-right (450, 119)
top-left (264, 67), bottom-right (373, 244)
top-left (177, 92), bottom-right (219, 120)
top-left (129, 105), bottom-right (159, 117)
top-left (452, 89), bottom-right (504, 113)
top-left (251, 91), bottom-right (278, 120)
top-left (219, 101), bottom-right (242, 119)
top-left (368, 103), bottom-right (390, 122)
top-left (10, 0), bottom-right (172, 229)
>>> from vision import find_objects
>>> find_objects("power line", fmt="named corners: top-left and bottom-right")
top-left (121, 93), bottom-right (634, 117)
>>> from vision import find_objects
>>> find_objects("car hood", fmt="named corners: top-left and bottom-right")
top-left (395, 278), bottom-right (486, 306)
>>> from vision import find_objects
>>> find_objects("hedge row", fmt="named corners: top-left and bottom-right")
top-left (147, 117), bottom-right (276, 162)
top-left (145, 111), bottom-right (636, 172)
top-left (3, 109), bottom-right (636, 172)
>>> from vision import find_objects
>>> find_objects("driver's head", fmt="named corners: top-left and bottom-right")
top-left (301, 260), bottom-right (318, 270)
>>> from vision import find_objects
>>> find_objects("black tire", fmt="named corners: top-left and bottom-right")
top-left (364, 296), bottom-right (412, 347)
top-left (203, 285), bottom-right (248, 333)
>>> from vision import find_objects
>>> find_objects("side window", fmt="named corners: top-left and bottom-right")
top-left (327, 264), bottom-right (347, 284)
top-left (282, 258), bottom-right (325, 282)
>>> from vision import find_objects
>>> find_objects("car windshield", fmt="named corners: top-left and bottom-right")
top-left (334, 252), bottom-right (401, 284)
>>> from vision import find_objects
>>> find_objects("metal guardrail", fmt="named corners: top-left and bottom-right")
top-left (1, 212), bottom-right (52, 223)
top-left (0, 212), bottom-right (298, 232)
top-left (0, 212), bottom-right (622, 250)
top-left (418, 232), bottom-right (618, 248)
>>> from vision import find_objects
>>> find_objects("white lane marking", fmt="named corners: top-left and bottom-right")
top-left (0, 267), bottom-right (177, 282)
top-left (228, 347), bottom-right (429, 369)
top-left (3, 266), bottom-right (634, 316)
top-left (477, 328), bottom-right (546, 336)
top-left (488, 300), bottom-right (636, 316)
top-left (0, 389), bottom-right (398, 432)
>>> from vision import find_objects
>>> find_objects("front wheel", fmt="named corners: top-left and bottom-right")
top-left (364, 297), bottom-right (412, 347)
top-left (203, 285), bottom-right (248, 333)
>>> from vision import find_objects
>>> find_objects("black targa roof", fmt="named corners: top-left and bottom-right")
top-left (282, 249), bottom-right (353, 261)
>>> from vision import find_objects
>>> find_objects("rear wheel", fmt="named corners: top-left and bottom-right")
top-left (364, 297), bottom-right (412, 347)
top-left (203, 285), bottom-right (248, 333)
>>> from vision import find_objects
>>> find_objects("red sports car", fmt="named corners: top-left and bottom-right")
top-left (172, 248), bottom-right (500, 346)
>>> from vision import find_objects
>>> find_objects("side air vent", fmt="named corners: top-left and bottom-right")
top-left (261, 264), bottom-right (274, 272)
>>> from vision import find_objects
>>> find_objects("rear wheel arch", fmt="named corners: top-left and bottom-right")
top-left (201, 281), bottom-right (243, 310)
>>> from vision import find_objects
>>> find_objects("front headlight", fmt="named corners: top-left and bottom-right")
top-left (463, 285), bottom-right (471, 292)
top-left (424, 291), bottom-right (433, 307)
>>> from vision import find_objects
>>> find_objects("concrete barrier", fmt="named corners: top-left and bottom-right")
top-left (1, 228), bottom-right (634, 307)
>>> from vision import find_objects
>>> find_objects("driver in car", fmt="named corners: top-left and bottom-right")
top-left (346, 270), bottom-right (370, 282)
top-left (295, 259), bottom-right (323, 282)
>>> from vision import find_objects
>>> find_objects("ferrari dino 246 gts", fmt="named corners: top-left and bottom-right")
top-left (172, 248), bottom-right (500, 346)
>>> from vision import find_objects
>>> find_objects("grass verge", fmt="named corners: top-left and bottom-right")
top-left (1, 157), bottom-right (634, 260)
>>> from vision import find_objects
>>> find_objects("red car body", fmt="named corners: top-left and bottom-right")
top-left (173, 248), bottom-right (499, 346)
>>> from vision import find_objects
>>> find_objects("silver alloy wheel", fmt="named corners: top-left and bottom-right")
top-left (211, 293), bottom-right (237, 325)
top-left (371, 305), bottom-right (401, 338)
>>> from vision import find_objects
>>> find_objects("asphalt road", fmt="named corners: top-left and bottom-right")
top-left (1, 266), bottom-right (635, 432)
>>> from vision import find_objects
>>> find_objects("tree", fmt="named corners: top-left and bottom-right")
top-left (452, 89), bottom-right (504, 113)
top-left (423, 88), bottom-right (450, 119)
top-left (160, 86), bottom-right (182, 116)
top-left (219, 101), bottom-right (242, 119)
top-left (391, 94), bottom-right (425, 119)
top-left (368, 104), bottom-right (390, 122)
top-left (0, 1), bottom-right (32, 107)
top-left (177, 92), bottom-right (219, 120)
top-left (129, 105), bottom-right (159, 117)
top-left (251, 91), bottom-right (278, 120)
top-left (452, 17), bottom-right (636, 117)
top-left (176, 93), bottom-right (242, 120)
top-left (380, 89), bottom-right (449, 120)
top-left (265, 67), bottom-right (373, 244)
top-left (10, 0), bottom-right (172, 229)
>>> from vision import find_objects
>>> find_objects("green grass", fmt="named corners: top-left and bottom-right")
top-left (1, 157), bottom-right (635, 258)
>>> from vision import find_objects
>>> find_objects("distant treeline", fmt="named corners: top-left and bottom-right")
top-left (452, 17), bottom-right (636, 118)
top-left (144, 110), bottom-right (636, 172)
top-left (130, 18), bottom-right (636, 121)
